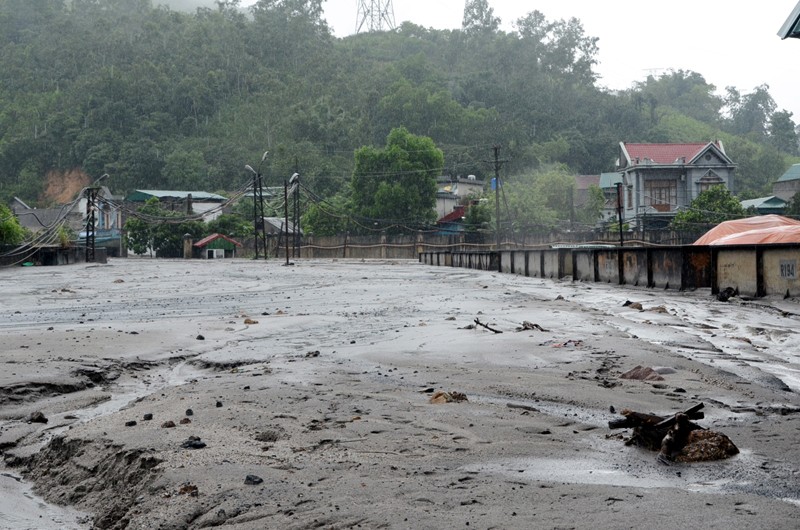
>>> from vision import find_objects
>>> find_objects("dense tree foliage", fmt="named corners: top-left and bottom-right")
top-left (350, 128), bottom-right (442, 233)
top-left (301, 193), bottom-right (350, 236)
top-left (124, 197), bottom-right (204, 256)
top-left (670, 186), bottom-right (746, 230)
top-left (497, 164), bottom-right (603, 232)
top-left (784, 192), bottom-right (800, 218)
top-left (0, 203), bottom-right (26, 244)
top-left (0, 0), bottom-right (798, 232)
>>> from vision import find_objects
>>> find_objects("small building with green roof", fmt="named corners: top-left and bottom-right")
top-left (773, 164), bottom-right (800, 201)
top-left (741, 196), bottom-right (787, 215)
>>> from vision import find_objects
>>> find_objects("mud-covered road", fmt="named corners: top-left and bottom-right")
top-left (1, 257), bottom-right (800, 529)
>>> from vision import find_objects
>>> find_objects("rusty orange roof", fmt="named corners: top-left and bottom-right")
top-left (694, 215), bottom-right (800, 245)
top-left (709, 224), bottom-right (800, 245)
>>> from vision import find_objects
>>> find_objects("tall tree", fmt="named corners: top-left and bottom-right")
top-left (723, 84), bottom-right (776, 140)
top-left (632, 70), bottom-right (722, 124)
top-left (462, 0), bottom-right (500, 35)
top-left (768, 110), bottom-right (799, 155)
top-left (350, 128), bottom-right (442, 232)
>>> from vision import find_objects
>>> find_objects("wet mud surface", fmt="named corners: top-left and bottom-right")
top-left (1, 258), bottom-right (800, 528)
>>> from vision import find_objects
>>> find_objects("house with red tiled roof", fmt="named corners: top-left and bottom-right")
top-left (604, 141), bottom-right (736, 229)
top-left (192, 233), bottom-right (242, 259)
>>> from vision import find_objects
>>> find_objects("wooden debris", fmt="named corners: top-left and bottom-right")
top-left (474, 318), bottom-right (502, 334)
top-left (608, 403), bottom-right (738, 464)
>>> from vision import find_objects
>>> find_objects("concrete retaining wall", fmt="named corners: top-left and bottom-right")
top-left (422, 244), bottom-right (800, 298)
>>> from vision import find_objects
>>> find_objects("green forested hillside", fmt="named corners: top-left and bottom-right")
top-left (1, 0), bottom-right (797, 207)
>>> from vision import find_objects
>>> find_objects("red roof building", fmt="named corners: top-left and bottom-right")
top-left (610, 141), bottom-right (736, 229)
top-left (192, 233), bottom-right (242, 259)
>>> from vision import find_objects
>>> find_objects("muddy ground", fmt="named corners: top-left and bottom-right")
top-left (1, 257), bottom-right (800, 529)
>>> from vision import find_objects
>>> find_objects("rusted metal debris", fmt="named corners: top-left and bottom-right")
top-left (608, 403), bottom-right (739, 464)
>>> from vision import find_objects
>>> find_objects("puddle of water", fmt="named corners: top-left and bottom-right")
top-left (462, 457), bottom-right (677, 489)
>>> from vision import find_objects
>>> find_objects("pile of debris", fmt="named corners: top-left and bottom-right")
top-left (608, 403), bottom-right (739, 464)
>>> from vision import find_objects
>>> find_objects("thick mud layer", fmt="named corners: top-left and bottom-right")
top-left (1, 258), bottom-right (799, 528)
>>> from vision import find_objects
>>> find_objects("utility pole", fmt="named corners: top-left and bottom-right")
top-left (289, 172), bottom-right (300, 258)
top-left (616, 182), bottom-right (624, 247)
top-left (245, 151), bottom-right (268, 259)
top-left (292, 157), bottom-right (300, 259)
top-left (85, 186), bottom-right (99, 263)
top-left (492, 145), bottom-right (504, 251)
top-left (568, 186), bottom-right (575, 231)
top-left (84, 173), bottom-right (108, 263)
top-left (283, 178), bottom-right (292, 266)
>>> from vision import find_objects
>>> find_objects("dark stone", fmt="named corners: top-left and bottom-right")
top-left (216, 401), bottom-right (223, 408)
top-left (143, 413), bottom-right (153, 421)
top-left (27, 411), bottom-right (48, 424)
top-left (196, 334), bottom-right (205, 340)
top-left (185, 409), bottom-right (193, 416)
top-left (181, 436), bottom-right (206, 449)
top-left (244, 474), bottom-right (264, 485)
top-left (125, 420), bottom-right (137, 427)
top-left (161, 421), bottom-right (176, 428)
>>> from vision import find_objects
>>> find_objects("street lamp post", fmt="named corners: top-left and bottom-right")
top-left (289, 172), bottom-right (300, 258)
top-left (245, 151), bottom-right (269, 259)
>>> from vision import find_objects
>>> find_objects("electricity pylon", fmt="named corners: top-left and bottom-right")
top-left (355, 0), bottom-right (395, 33)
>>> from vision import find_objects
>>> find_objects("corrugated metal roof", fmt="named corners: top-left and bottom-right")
top-left (127, 190), bottom-right (227, 201)
top-left (741, 196), bottom-right (786, 209)
top-left (622, 142), bottom-right (719, 165)
top-left (437, 205), bottom-right (466, 224)
top-left (776, 163), bottom-right (800, 182)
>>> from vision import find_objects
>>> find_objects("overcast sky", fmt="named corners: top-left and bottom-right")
top-left (231, 1), bottom-right (800, 120)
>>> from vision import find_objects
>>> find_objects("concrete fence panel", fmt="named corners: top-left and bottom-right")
top-left (621, 248), bottom-right (649, 287)
top-left (528, 250), bottom-right (544, 277)
top-left (682, 247), bottom-right (713, 291)
top-left (715, 248), bottom-right (758, 297)
top-left (762, 247), bottom-right (800, 297)
top-left (649, 248), bottom-right (682, 290)
top-left (596, 250), bottom-right (620, 284)
top-left (572, 250), bottom-right (596, 282)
